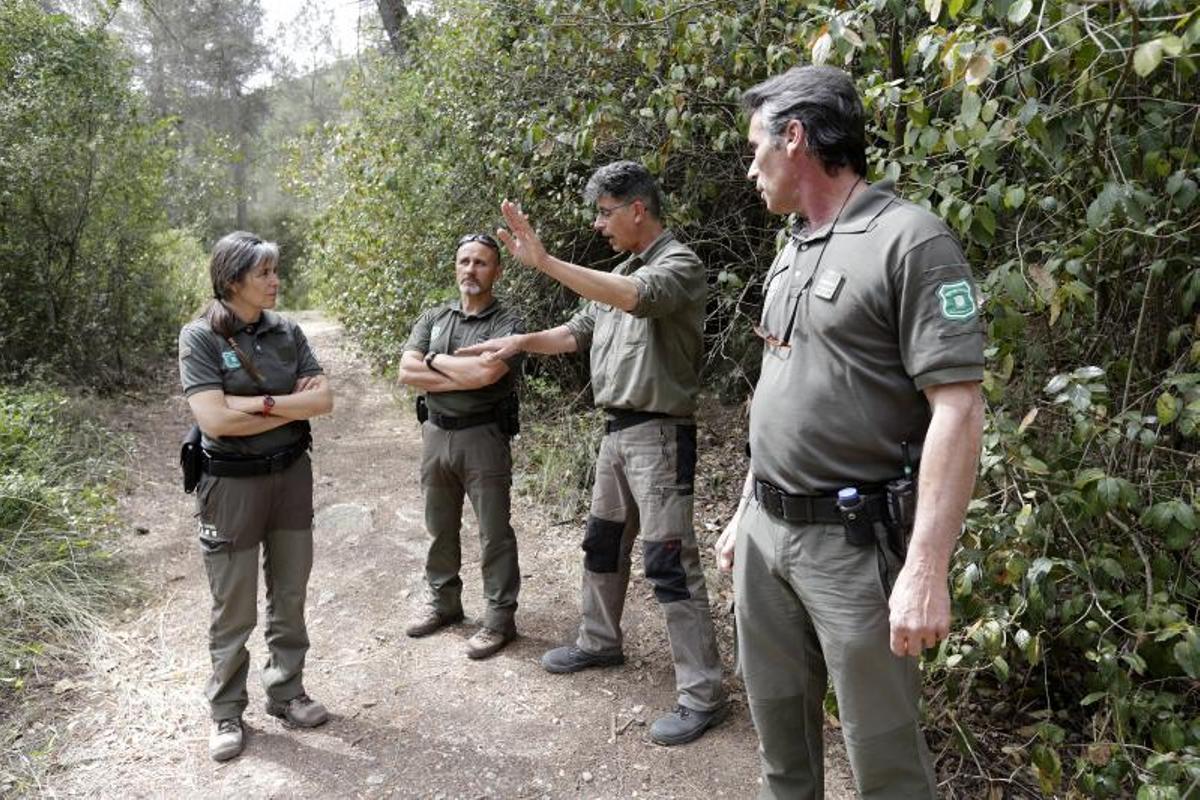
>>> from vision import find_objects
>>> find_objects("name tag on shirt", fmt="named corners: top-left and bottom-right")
top-left (813, 270), bottom-right (845, 301)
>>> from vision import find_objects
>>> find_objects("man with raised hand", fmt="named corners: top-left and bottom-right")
top-left (399, 232), bottom-right (524, 661)
top-left (715, 65), bottom-right (985, 798)
top-left (459, 162), bottom-right (727, 745)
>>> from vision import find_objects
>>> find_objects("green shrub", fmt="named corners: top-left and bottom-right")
top-left (0, 387), bottom-right (129, 693)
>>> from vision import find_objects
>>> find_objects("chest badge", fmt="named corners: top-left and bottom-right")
top-left (813, 270), bottom-right (845, 301)
top-left (430, 324), bottom-right (443, 343)
top-left (222, 350), bottom-right (242, 370)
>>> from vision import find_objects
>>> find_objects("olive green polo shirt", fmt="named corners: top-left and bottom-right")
top-left (178, 310), bottom-right (323, 458)
top-left (749, 180), bottom-right (985, 495)
top-left (403, 298), bottom-right (524, 417)
top-left (565, 230), bottom-right (705, 417)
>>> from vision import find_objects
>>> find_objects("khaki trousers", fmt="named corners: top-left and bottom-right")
top-left (733, 500), bottom-right (937, 799)
top-left (577, 419), bottom-right (724, 712)
top-left (196, 455), bottom-right (314, 721)
top-left (420, 421), bottom-right (519, 634)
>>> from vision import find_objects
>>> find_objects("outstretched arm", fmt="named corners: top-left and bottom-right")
top-left (456, 326), bottom-right (579, 361)
top-left (498, 201), bottom-right (639, 311)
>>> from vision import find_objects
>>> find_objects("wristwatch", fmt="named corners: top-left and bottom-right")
top-left (262, 395), bottom-right (275, 416)
top-left (424, 352), bottom-right (446, 375)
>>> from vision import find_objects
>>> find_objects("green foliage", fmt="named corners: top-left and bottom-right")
top-left (0, 386), bottom-right (130, 694)
top-left (295, 0), bottom-right (1199, 794)
top-left (0, 2), bottom-right (206, 388)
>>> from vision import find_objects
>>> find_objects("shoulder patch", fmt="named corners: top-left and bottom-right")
top-left (937, 280), bottom-right (977, 320)
top-left (179, 345), bottom-right (193, 359)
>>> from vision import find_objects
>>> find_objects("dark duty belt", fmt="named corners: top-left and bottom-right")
top-left (428, 408), bottom-right (499, 431)
top-left (204, 434), bottom-right (311, 478)
top-left (753, 477), bottom-right (888, 525)
top-left (603, 408), bottom-right (675, 434)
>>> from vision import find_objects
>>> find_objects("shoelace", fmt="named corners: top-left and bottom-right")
top-left (292, 693), bottom-right (314, 707)
top-left (217, 718), bottom-right (241, 734)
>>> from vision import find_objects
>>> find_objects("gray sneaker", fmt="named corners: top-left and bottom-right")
top-left (265, 693), bottom-right (329, 728)
top-left (540, 645), bottom-right (625, 674)
top-left (649, 703), bottom-right (729, 746)
top-left (209, 717), bottom-right (244, 762)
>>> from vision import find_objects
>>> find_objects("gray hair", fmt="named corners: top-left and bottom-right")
top-left (583, 160), bottom-right (664, 220)
top-left (208, 231), bottom-right (280, 302)
top-left (741, 66), bottom-right (867, 177)
top-left (200, 232), bottom-right (280, 385)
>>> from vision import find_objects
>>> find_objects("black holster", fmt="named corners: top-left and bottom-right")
top-left (498, 393), bottom-right (520, 436)
top-left (180, 424), bottom-right (203, 493)
top-left (416, 394), bottom-right (428, 423)
top-left (884, 476), bottom-right (917, 557)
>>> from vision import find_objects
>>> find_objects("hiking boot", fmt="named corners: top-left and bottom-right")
top-left (405, 607), bottom-right (465, 638)
top-left (465, 627), bottom-right (515, 660)
top-left (209, 717), bottom-right (244, 762)
top-left (265, 693), bottom-right (328, 728)
top-left (649, 703), bottom-right (729, 746)
top-left (540, 645), bottom-right (625, 674)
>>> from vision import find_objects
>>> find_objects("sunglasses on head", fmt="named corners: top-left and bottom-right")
top-left (457, 233), bottom-right (500, 252)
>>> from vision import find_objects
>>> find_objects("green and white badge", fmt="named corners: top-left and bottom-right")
top-left (222, 350), bottom-right (242, 370)
top-left (937, 280), bottom-right (977, 320)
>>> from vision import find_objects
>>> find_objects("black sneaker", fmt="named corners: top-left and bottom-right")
top-left (649, 703), bottom-right (729, 746)
top-left (209, 717), bottom-right (244, 761)
top-left (540, 645), bottom-right (625, 674)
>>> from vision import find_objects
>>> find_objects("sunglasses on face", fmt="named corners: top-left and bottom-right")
top-left (457, 233), bottom-right (500, 252)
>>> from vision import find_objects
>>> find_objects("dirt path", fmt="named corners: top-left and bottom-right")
top-left (35, 313), bottom-right (855, 799)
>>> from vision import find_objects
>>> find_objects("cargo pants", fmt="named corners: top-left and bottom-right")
top-left (577, 418), bottom-right (724, 712)
top-left (419, 421), bottom-right (520, 635)
top-left (733, 499), bottom-right (937, 799)
top-left (196, 454), bottom-right (315, 722)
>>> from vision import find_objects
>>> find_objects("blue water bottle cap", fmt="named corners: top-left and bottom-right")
top-left (837, 487), bottom-right (859, 505)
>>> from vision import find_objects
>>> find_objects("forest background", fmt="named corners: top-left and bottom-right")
top-left (1, 0), bottom-right (1197, 796)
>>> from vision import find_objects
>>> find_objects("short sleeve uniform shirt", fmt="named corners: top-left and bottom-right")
top-left (403, 299), bottom-right (524, 417)
top-left (178, 310), bottom-right (323, 457)
top-left (749, 180), bottom-right (985, 495)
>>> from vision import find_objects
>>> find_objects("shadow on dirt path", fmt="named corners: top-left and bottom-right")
top-left (35, 312), bottom-right (856, 799)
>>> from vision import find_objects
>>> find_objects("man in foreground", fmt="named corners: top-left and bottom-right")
top-left (715, 65), bottom-right (985, 797)
top-left (398, 232), bottom-right (524, 660)
top-left (459, 162), bottom-right (727, 745)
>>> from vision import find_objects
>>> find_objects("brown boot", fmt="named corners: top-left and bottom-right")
top-left (465, 627), bottom-right (515, 660)
top-left (405, 607), bottom-right (464, 638)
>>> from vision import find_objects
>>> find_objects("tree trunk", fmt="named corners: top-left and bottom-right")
top-left (376, 0), bottom-right (408, 56)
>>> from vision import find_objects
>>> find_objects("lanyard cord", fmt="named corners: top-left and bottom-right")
top-left (771, 177), bottom-right (863, 348)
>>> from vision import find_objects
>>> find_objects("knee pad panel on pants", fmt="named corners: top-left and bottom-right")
top-left (582, 515), bottom-right (624, 573)
top-left (643, 539), bottom-right (690, 602)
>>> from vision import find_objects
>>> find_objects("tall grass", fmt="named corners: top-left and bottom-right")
top-left (0, 387), bottom-right (129, 695)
